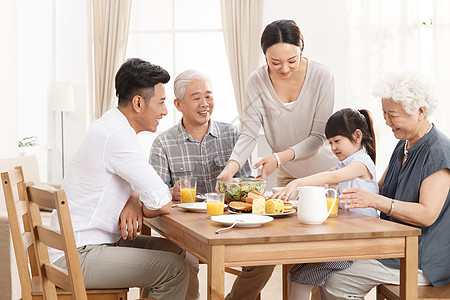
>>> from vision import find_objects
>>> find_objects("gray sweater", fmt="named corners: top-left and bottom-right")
top-left (230, 59), bottom-right (338, 178)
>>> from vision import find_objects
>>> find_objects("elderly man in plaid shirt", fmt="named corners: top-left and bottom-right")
top-left (150, 69), bottom-right (275, 300)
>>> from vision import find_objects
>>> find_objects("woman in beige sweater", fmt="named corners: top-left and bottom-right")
top-left (218, 19), bottom-right (337, 186)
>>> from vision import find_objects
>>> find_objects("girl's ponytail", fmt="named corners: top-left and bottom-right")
top-left (358, 109), bottom-right (376, 163)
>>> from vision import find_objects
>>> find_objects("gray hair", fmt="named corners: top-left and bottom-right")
top-left (372, 70), bottom-right (437, 119)
top-left (173, 69), bottom-right (212, 102)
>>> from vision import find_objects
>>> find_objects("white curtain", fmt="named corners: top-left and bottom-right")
top-left (345, 0), bottom-right (450, 169)
top-left (220, 0), bottom-right (263, 120)
top-left (92, 0), bottom-right (132, 119)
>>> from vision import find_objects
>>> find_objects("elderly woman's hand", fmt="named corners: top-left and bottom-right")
top-left (339, 188), bottom-right (376, 209)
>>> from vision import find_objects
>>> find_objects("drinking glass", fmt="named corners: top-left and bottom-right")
top-left (206, 193), bottom-right (225, 217)
top-left (326, 184), bottom-right (339, 217)
top-left (180, 177), bottom-right (197, 203)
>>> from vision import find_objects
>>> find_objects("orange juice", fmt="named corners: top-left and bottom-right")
top-left (327, 197), bottom-right (338, 217)
top-left (207, 201), bottom-right (224, 216)
top-left (181, 188), bottom-right (196, 203)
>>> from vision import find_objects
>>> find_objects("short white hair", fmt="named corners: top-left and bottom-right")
top-left (173, 69), bottom-right (212, 102)
top-left (372, 70), bottom-right (437, 119)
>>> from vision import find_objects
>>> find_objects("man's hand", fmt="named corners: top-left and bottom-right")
top-left (118, 192), bottom-right (143, 240)
top-left (171, 180), bottom-right (181, 201)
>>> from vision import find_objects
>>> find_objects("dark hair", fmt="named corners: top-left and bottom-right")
top-left (115, 58), bottom-right (170, 106)
top-left (261, 19), bottom-right (304, 54)
top-left (325, 108), bottom-right (376, 163)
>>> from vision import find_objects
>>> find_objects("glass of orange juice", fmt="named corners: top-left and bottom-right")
top-left (326, 185), bottom-right (339, 217)
top-left (180, 177), bottom-right (197, 203)
top-left (206, 193), bottom-right (225, 217)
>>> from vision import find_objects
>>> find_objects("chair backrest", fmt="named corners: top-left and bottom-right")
top-left (25, 181), bottom-right (88, 300)
top-left (2, 166), bottom-right (39, 300)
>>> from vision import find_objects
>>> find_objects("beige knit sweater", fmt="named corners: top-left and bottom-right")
top-left (230, 59), bottom-right (338, 178)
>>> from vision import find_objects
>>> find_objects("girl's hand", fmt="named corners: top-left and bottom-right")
top-left (339, 188), bottom-right (375, 209)
top-left (253, 154), bottom-right (278, 179)
top-left (271, 181), bottom-right (298, 200)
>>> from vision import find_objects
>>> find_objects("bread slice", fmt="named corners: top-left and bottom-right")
top-left (245, 190), bottom-right (267, 203)
top-left (228, 201), bottom-right (252, 213)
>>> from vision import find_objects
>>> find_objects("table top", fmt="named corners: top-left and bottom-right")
top-left (146, 207), bottom-right (421, 246)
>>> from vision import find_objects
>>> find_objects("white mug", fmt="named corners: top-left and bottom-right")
top-left (297, 186), bottom-right (337, 224)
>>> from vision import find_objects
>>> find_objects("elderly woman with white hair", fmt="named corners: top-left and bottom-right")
top-left (318, 70), bottom-right (450, 299)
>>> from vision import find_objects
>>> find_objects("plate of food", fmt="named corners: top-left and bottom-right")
top-left (211, 214), bottom-right (274, 227)
top-left (227, 192), bottom-right (295, 217)
top-left (176, 202), bottom-right (228, 212)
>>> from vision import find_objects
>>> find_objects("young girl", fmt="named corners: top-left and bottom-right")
top-left (272, 108), bottom-right (379, 299)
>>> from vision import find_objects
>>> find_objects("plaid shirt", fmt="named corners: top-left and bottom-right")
top-left (150, 119), bottom-right (251, 194)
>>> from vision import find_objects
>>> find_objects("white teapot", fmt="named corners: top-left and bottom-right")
top-left (297, 186), bottom-right (337, 224)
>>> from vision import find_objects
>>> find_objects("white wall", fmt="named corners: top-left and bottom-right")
top-left (0, 0), bottom-right (18, 159)
top-left (263, 0), bottom-right (347, 112)
top-left (0, 0), bottom-right (90, 184)
top-left (48, 0), bottom-right (91, 183)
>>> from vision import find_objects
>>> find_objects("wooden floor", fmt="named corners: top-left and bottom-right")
top-left (128, 264), bottom-right (376, 299)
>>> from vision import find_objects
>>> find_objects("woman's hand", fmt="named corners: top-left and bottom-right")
top-left (339, 188), bottom-right (376, 209)
top-left (253, 154), bottom-right (278, 179)
top-left (255, 149), bottom-right (295, 179)
top-left (118, 193), bottom-right (143, 240)
top-left (216, 160), bottom-right (240, 192)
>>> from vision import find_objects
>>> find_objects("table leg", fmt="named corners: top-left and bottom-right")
top-left (282, 264), bottom-right (291, 300)
top-left (400, 236), bottom-right (418, 300)
top-left (208, 245), bottom-right (225, 300)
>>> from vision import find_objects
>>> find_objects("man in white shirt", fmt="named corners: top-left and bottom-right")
top-left (50, 58), bottom-right (189, 299)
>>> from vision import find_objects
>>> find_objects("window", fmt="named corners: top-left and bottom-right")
top-left (126, 0), bottom-right (238, 136)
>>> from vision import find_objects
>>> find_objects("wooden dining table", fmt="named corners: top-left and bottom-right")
top-left (143, 207), bottom-right (420, 300)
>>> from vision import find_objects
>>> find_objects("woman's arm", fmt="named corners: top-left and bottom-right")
top-left (340, 168), bottom-right (450, 227)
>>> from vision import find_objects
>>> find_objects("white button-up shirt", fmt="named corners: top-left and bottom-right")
top-left (49, 107), bottom-right (171, 262)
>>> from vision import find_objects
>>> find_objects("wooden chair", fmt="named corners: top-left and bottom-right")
top-left (377, 283), bottom-right (450, 300)
top-left (2, 167), bottom-right (128, 300)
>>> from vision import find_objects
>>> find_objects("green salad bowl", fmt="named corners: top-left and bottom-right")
top-left (218, 178), bottom-right (267, 203)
